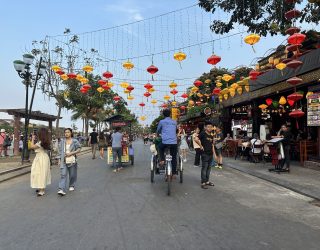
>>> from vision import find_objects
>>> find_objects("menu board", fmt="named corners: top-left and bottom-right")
top-left (307, 93), bottom-right (320, 126)
top-left (247, 120), bottom-right (253, 138)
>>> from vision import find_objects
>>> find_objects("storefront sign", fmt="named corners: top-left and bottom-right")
top-left (307, 93), bottom-right (320, 126)
top-left (111, 121), bottom-right (127, 127)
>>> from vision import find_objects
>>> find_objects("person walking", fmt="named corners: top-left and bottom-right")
top-left (178, 126), bottom-right (188, 162)
top-left (0, 129), bottom-right (8, 157)
top-left (98, 132), bottom-right (107, 159)
top-left (57, 128), bottom-right (81, 196)
top-left (214, 126), bottom-right (224, 169)
top-left (89, 128), bottom-right (98, 159)
top-left (273, 124), bottom-right (292, 172)
top-left (111, 127), bottom-right (123, 173)
top-left (194, 121), bottom-right (216, 189)
top-left (30, 128), bottom-right (51, 196)
top-left (192, 127), bottom-right (201, 167)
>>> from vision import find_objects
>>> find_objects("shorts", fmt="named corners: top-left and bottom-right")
top-left (215, 147), bottom-right (222, 156)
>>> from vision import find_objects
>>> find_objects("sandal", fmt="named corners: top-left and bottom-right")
top-left (206, 182), bottom-right (215, 186)
top-left (201, 184), bottom-right (208, 189)
top-left (113, 169), bottom-right (118, 173)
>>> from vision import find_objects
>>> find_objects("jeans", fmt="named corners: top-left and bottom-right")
top-left (201, 153), bottom-right (213, 184)
top-left (284, 145), bottom-right (290, 169)
top-left (159, 143), bottom-right (177, 174)
top-left (194, 148), bottom-right (201, 166)
top-left (112, 147), bottom-right (122, 169)
top-left (59, 163), bottom-right (77, 192)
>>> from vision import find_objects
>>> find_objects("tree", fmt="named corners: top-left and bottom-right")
top-left (198, 0), bottom-right (320, 36)
top-left (150, 114), bottom-right (164, 133)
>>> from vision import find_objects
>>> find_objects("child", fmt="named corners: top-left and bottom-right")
top-left (129, 143), bottom-right (134, 165)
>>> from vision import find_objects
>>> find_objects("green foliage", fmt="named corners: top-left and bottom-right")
top-left (150, 114), bottom-right (164, 133)
top-left (198, 0), bottom-right (320, 36)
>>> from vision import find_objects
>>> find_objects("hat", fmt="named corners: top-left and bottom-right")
top-left (0, 129), bottom-right (5, 133)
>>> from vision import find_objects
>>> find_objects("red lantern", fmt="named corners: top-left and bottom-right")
top-left (139, 102), bottom-right (145, 107)
top-left (266, 98), bottom-right (273, 106)
top-left (207, 55), bottom-right (221, 66)
top-left (285, 27), bottom-right (301, 35)
top-left (213, 87), bottom-right (221, 95)
top-left (249, 70), bottom-right (260, 80)
top-left (98, 79), bottom-right (107, 86)
top-left (102, 85), bottom-right (110, 91)
top-left (287, 92), bottom-right (303, 102)
top-left (144, 92), bottom-right (151, 98)
top-left (102, 71), bottom-right (113, 79)
top-left (286, 60), bottom-right (303, 69)
top-left (80, 88), bottom-right (87, 94)
top-left (196, 101), bottom-right (202, 106)
top-left (289, 109), bottom-right (304, 118)
top-left (82, 84), bottom-right (91, 90)
top-left (287, 77), bottom-right (302, 86)
top-left (180, 105), bottom-right (186, 110)
top-left (194, 80), bottom-right (203, 87)
top-left (161, 103), bottom-right (168, 109)
top-left (170, 89), bottom-right (178, 95)
top-left (288, 33), bottom-right (306, 45)
top-left (147, 65), bottom-right (158, 80)
top-left (144, 82), bottom-right (153, 90)
top-left (181, 93), bottom-right (188, 99)
top-left (56, 70), bottom-right (65, 75)
top-left (282, 58), bottom-right (293, 64)
top-left (67, 73), bottom-right (77, 79)
top-left (285, 9), bottom-right (301, 20)
top-left (113, 96), bottom-right (121, 102)
top-left (288, 99), bottom-right (295, 106)
top-left (126, 85), bottom-right (134, 92)
top-left (286, 44), bottom-right (302, 52)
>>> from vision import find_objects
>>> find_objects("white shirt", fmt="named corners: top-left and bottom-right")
top-left (250, 139), bottom-right (262, 154)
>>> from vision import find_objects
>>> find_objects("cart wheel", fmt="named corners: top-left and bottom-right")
top-left (167, 175), bottom-right (171, 196)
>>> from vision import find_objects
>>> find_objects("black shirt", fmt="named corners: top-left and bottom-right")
top-left (199, 131), bottom-right (214, 155)
top-left (90, 132), bottom-right (98, 144)
top-left (280, 130), bottom-right (292, 147)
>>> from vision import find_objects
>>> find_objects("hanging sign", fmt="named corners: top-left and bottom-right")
top-left (307, 93), bottom-right (320, 126)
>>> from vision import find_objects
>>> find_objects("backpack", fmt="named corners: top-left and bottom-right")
top-left (2, 135), bottom-right (11, 147)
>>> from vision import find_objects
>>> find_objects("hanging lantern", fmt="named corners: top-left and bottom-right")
top-left (204, 79), bottom-right (211, 84)
top-left (266, 98), bottom-right (273, 106)
top-left (169, 81), bottom-right (177, 89)
top-left (80, 78), bottom-right (89, 84)
top-left (80, 87), bottom-right (88, 94)
top-left (180, 105), bottom-right (186, 110)
top-left (82, 84), bottom-right (91, 90)
top-left (63, 91), bottom-right (69, 99)
top-left (188, 100), bottom-right (195, 106)
top-left (273, 58), bottom-right (280, 65)
top-left (194, 80), bottom-right (203, 87)
top-left (98, 80), bottom-right (107, 86)
top-left (120, 82), bottom-right (129, 89)
top-left (127, 85), bottom-right (134, 93)
top-left (279, 96), bottom-right (287, 105)
top-left (107, 82), bottom-right (114, 88)
top-left (287, 77), bottom-right (302, 86)
top-left (52, 65), bottom-right (61, 72)
top-left (147, 65), bottom-right (158, 80)
top-left (173, 51), bottom-right (187, 68)
top-left (286, 27), bottom-right (301, 35)
top-left (144, 92), bottom-right (151, 99)
top-left (127, 95), bottom-right (134, 101)
top-left (164, 95), bottom-right (170, 101)
top-left (268, 57), bottom-right (274, 65)
top-left (213, 87), bottom-right (221, 95)
top-left (197, 93), bottom-right (203, 98)
top-left (61, 74), bottom-right (68, 81)
top-left (181, 93), bottom-right (188, 99)
top-left (83, 65), bottom-right (93, 72)
top-left (288, 33), bottom-right (306, 45)
top-left (102, 71), bottom-right (113, 79)
top-left (245, 85), bottom-right (250, 92)
top-left (287, 92), bottom-right (303, 102)
top-left (306, 92), bottom-right (314, 98)
top-left (229, 88), bottom-right (236, 97)
top-left (191, 86), bottom-right (199, 93)
top-left (123, 89), bottom-right (130, 94)
top-left (161, 103), bottom-right (168, 109)
top-left (219, 95), bottom-right (223, 102)
top-left (276, 63), bottom-right (287, 74)
top-left (170, 89), bottom-right (178, 96)
top-left (76, 74), bottom-right (84, 81)
top-left (259, 104), bottom-right (268, 110)
top-left (97, 87), bottom-right (104, 94)
top-left (231, 83), bottom-right (239, 89)
top-left (140, 116), bottom-right (146, 121)
top-left (102, 84), bottom-right (110, 91)
top-left (285, 9), bottom-right (301, 20)
top-left (139, 102), bottom-right (145, 109)
top-left (216, 82), bottom-right (223, 88)
top-left (207, 54), bottom-right (221, 66)
top-left (113, 96), bottom-right (121, 102)
top-left (171, 101), bottom-right (177, 106)
top-left (286, 44), bottom-right (302, 52)
top-left (223, 94), bottom-right (229, 100)
top-left (149, 88), bottom-right (155, 93)
top-left (244, 34), bottom-right (260, 52)
top-left (151, 99), bottom-right (157, 105)
top-left (288, 99), bottom-right (295, 106)
top-left (222, 74), bottom-right (233, 82)
top-left (249, 70), bottom-right (260, 80)
top-left (286, 60), bottom-right (303, 69)
top-left (67, 73), bottom-right (77, 79)
top-left (56, 70), bottom-right (65, 76)
top-left (236, 87), bottom-right (243, 95)
top-left (289, 109), bottom-right (304, 118)
top-left (196, 101), bottom-right (202, 106)
top-left (122, 60), bottom-right (134, 71)
top-left (272, 100), bottom-right (279, 108)
top-left (144, 82), bottom-right (153, 91)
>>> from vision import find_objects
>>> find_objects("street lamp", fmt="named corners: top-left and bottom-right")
top-left (13, 54), bottom-right (45, 163)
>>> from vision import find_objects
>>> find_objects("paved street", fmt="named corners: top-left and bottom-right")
top-left (0, 140), bottom-right (320, 250)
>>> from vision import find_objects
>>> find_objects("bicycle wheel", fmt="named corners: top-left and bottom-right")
top-left (167, 175), bottom-right (171, 196)
top-left (151, 156), bottom-right (155, 183)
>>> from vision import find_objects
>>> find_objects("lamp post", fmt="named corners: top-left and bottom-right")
top-left (13, 54), bottom-right (45, 163)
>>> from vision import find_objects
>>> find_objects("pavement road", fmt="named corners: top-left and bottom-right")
top-left (0, 140), bottom-right (320, 250)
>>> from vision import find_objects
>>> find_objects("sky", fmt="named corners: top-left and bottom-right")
top-left (0, 0), bottom-right (317, 131)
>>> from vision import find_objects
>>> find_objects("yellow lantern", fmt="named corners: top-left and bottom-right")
top-left (76, 74), bottom-right (84, 81)
top-left (216, 82), bottom-right (223, 88)
top-left (149, 88), bottom-right (155, 93)
top-left (63, 91), bottom-right (69, 99)
top-left (124, 89), bottom-right (130, 94)
top-left (259, 104), bottom-right (268, 109)
top-left (97, 87), bottom-right (104, 93)
top-left (127, 95), bottom-right (134, 101)
top-left (244, 33), bottom-right (260, 52)
top-left (164, 95), bottom-right (170, 101)
top-left (231, 83), bottom-right (239, 89)
top-left (140, 116), bottom-right (146, 121)
top-left (188, 100), bottom-right (195, 106)
top-left (237, 80), bottom-right (244, 86)
top-left (171, 101), bottom-right (177, 106)
top-left (255, 64), bottom-right (260, 71)
top-left (276, 63), bottom-right (286, 75)
top-left (243, 77), bottom-right (250, 86)
top-left (273, 58), bottom-right (280, 65)
top-left (120, 82), bottom-right (129, 89)
top-left (222, 74), bottom-right (233, 82)
top-left (169, 81), bottom-right (178, 89)
top-left (197, 93), bottom-right (203, 98)
top-left (123, 60), bottom-right (134, 71)
top-left (191, 86), bottom-right (199, 93)
top-left (223, 93), bottom-right (229, 100)
top-left (151, 99), bottom-right (157, 105)
top-left (219, 95), bottom-right (223, 102)
top-left (107, 82), bottom-right (114, 88)
top-left (61, 74), bottom-right (68, 81)
top-left (268, 57), bottom-right (274, 65)
top-left (51, 65), bottom-right (61, 72)
top-left (205, 79), bottom-right (211, 84)
top-left (306, 91), bottom-right (314, 98)
top-left (173, 51), bottom-right (187, 68)
top-left (83, 65), bottom-right (93, 72)
top-left (229, 88), bottom-right (236, 97)
top-left (80, 78), bottom-right (89, 84)
top-left (279, 96), bottom-right (287, 105)
top-left (245, 85), bottom-right (250, 92)
top-left (237, 87), bottom-right (243, 95)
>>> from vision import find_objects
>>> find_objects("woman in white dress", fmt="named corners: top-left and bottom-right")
top-left (30, 128), bottom-right (51, 196)
top-left (178, 126), bottom-right (188, 162)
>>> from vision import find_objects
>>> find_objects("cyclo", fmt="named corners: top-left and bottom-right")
top-left (150, 136), bottom-right (183, 196)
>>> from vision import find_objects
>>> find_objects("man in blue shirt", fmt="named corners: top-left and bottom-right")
top-left (157, 109), bottom-right (178, 175)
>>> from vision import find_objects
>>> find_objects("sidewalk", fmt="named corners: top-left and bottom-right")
top-left (188, 150), bottom-right (320, 200)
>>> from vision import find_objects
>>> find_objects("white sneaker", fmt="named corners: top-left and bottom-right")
top-left (183, 159), bottom-right (187, 163)
top-left (100, 156), bottom-right (104, 160)
top-left (193, 165), bottom-right (199, 168)
top-left (69, 187), bottom-right (75, 191)
top-left (57, 190), bottom-right (66, 196)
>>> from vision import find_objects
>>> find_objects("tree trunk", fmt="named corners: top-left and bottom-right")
top-left (85, 118), bottom-right (89, 137)
top-left (82, 117), bottom-right (85, 135)
top-left (55, 105), bottom-right (62, 136)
